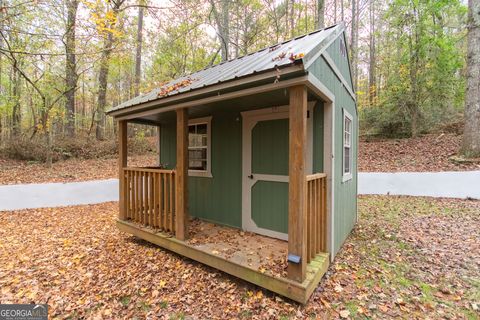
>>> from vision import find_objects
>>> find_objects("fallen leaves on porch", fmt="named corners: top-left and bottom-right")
top-left (0, 196), bottom-right (478, 318)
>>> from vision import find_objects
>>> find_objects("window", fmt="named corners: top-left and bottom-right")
top-left (343, 110), bottom-right (353, 182)
top-left (188, 116), bottom-right (212, 177)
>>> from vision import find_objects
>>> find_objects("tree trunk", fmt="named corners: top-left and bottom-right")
top-left (350, 0), bottom-right (358, 91)
top-left (12, 68), bottom-right (21, 136)
top-left (368, 0), bottom-right (376, 104)
top-left (65, 0), bottom-right (78, 138)
top-left (408, 5), bottom-right (421, 138)
top-left (462, 0), bottom-right (480, 157)
top-left (290, 0), bottom-right (295, 37)
top-left (210, 0), bottom-right (230, 61)
top-left (341, 0), bottom-right (344, 22)
top-left (96, 2), bottom-right (122, 140)
top-left (317, 0), bottom-right (325, 29)
top-left (134, 4), bottom-right (144, 96)
top-left (334, 0), bottom-right (337, 24)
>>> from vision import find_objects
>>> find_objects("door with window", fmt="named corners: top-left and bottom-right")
top-left (242, 108), bottom-right (290, 240)
top-left (242, 106), bottom-right (314, 240)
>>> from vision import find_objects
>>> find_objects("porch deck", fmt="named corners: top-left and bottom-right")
top-left (117, 218), bottom-right (329, 304)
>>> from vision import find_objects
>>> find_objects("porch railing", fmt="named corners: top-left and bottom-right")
top-left (123, 167), bottom-right (176, 232)
top-left (305, 173), bottom-right (327, 262)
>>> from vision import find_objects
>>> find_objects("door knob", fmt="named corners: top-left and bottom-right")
top-left (248, 174), bottom-right (254, 179)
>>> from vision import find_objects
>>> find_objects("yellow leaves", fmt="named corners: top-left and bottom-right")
top-left (83, 0), bottom-right (122, 37)
top-left (105, 10), bottom-right (117, 24)
top-left (63, 238), bottom-right (73, 247)
top-left (211, 250), bottom-right (220, 255)
top-left (158, 280), bottom-right (167, 288)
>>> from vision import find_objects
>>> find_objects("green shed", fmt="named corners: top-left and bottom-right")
top-left (107, 23), bottom-right (357, 303)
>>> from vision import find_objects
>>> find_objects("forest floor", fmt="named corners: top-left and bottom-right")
top-left (1, 133), bottom-right (480, 185)
top-left (0, 153), bottom-right (158, 185)
top-left (359, 133), bottom-right (480, 172)
top-left (0, 196), bottom-right (478, 319)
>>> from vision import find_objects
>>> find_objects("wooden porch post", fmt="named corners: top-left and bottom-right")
top-left (118, 120), bottom-right (128, 220)
top-left (175, 108), bottom-right (189, 240)
top-left (287, 85), bottom-right (308, 282)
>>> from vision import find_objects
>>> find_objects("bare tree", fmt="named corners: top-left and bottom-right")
top-left (64, 0), bottom-right (78, 137)
top-left (462, 0), bottom-right (480, 157)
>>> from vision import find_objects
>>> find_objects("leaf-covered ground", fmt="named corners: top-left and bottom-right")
top-left (0, 154), bottom-right (157, 185)
top-left (359, 133), bottom-right (480, 172)
top-left (0, 196), bottom-right (478, 319)
top-left (2, 133), bottom-right (480, 185)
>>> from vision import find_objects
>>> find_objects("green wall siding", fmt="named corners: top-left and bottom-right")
top-left (313, 101), bottom-right (324, 173)
top-left (308, 31), bottom-right (358, 256)
top-left (160, 109), bottom-right (243, 228)
top-left (326, 34), bottom-right (354, 90)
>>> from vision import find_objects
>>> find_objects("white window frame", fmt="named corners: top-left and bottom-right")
top-left (342, 109), bottom-right (353, 182)
top-left (188, 116), bottom-right (212, 178)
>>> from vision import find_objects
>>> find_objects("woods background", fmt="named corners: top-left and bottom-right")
top-left (0, 0), bottom-right (476, 164)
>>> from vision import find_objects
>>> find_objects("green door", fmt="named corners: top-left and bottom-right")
top-left (243, 113), bottom-right (289, 240)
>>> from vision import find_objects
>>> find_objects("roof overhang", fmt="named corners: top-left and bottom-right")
top-left (108, 64), bottom-right (305, 119)
top-left (110, 66), bottom-right (334, 122)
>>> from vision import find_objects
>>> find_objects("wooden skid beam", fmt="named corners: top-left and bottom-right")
top-left (287, 85), bottom-right (308, 282)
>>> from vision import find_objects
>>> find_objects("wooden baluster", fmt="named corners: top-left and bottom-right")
top-left (163, 173), bottom-right (168, 230)
top-left (320, 178), bottom-right (327, 252)
top-left (145, 171), bottom-right (149, 225)
top-left (148, 172), bottom-right (153, 226)
top-left (169, 173), bottom-right (174, 232)
top-left (314, 180), bottom-right (317, 259)
top-left (308, 180), bottom-right (316, 259)
top-left (314, 179), bottom-right (322, 254)
top-left (139, 171), bottom-right (145, 224)
top-left (153, 173), bottom-right (157, 228)
top-left (131, 171), bottom-right (136, 222)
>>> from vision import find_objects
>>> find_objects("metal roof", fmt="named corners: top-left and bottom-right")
top-left (108, 24), bottom-right (343, 114)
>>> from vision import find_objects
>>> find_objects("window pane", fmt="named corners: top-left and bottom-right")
top-left (344, 146), bottom-right (351, 173)
top-left (196, 124), bottom-right (207, 134)
top-left (188, 120), bottom-right (209, 173)
top-left (189, 149), bottom-right (206, 160)
top-left (189, 134), bottom-right (206, 147)
top-left (189, 160), bottom-right (207, 171)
